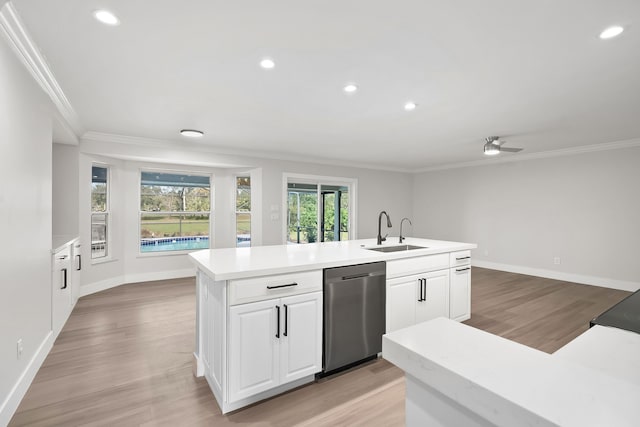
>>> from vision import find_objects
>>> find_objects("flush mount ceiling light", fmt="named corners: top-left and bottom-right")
top-left (404, 102), bottom-right (417, 111)
top-left (599, 25), bottom-right (624, 39)
top-left (343, 84), bottom-right (358, 93)
top-left (93, 10), bottom-right (120, 26)
top-left (180, 129), bottom-right (204, 138)
top-left (260, 58), bottom-right (275, 69)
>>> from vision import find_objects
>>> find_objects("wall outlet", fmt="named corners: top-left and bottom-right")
top-left (553, 257), bottom-right (561, 265)
top-left (17, 338), bottom-right (23, 360)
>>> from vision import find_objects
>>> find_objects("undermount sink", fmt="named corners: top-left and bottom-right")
top-left (365, 244), bottom-right (428, 253)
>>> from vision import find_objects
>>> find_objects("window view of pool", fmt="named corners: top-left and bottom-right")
top-left (141, 236), bottom-right (209, 252)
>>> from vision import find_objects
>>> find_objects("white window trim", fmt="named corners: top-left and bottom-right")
top-left (281, 173), bottom-right (358, 245)
top-left (234, 174), bottom-right (251, 248)
top-left (91, 163), bottom-right (112, 264)
top-left (137, 167), bottom-right (214, 256)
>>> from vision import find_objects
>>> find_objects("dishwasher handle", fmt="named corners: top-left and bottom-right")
top-left (340, 272), bottom-right (376, 281)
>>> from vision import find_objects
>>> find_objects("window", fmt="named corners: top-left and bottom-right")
top-left (285, 175), bottom-right (355, 244)
top-left (139, 171), bottom-right (211, 253)
top-left (91, 165), bottom-right (109, 259)
top-left (236, 176), bottom-right (251, 247)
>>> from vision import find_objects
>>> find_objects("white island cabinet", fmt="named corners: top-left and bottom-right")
top-left (190, 237), bottom-right (476, 414)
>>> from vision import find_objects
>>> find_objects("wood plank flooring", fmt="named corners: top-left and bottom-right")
top-left (9, 268), bottom-right (631, 426)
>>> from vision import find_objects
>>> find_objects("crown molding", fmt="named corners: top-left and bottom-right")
top-left (81, 131), bottom-right (409, 173)
top-left (412, 137), bottom-right (640, 173)
top-left (0, 2), bottom-right (83, 139)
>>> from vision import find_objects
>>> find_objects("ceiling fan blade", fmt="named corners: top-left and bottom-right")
top-left (500, 147), bottom-right (523, 153)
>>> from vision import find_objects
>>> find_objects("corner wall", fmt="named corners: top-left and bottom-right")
top-left (412, 145), bottom-right (640, 291)
top-left (0, 27), bottom-right (53, 425)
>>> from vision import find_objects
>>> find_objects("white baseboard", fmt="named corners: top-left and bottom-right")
top-left (472, 260), bottom-right (639, 292)
top-left (0, 331), bottom-right (54, 426)
top-left (79, 268), bottom-right (195, 297)
top-left (79, 275), bottom-right (125, 297)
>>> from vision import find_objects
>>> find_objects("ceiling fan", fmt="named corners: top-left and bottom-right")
top-left (483, 136), bottom-right (523, 156)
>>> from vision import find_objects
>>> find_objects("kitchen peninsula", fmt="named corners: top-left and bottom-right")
top-left (189, 237), bottom-right (477, 413)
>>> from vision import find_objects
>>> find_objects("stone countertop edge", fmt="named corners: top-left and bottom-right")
top-left (188, 237), bottom-right (477, 281)
top-left (382, 317), bottom-right (640, 427)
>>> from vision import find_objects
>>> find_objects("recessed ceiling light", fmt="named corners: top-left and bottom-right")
top-left (93, 10), bottom-right (120, 26)
top-left (343, 84), bottom-right (358, 93)
top-left (404, 102), bottom-right (417, 111)
top-left (180, 129), bottom-right (204, 138)
top-left (260, 58), bottom-right (275, 69)
top-left (599, 26), bottom-right (624, 39)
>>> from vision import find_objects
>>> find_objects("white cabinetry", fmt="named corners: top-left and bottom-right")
top-left (197, 269), bottom-right (323, 413)
top-left (449, 250), bottom-right (471, 322)
top-left (387, 269), bottom-right (450, 333)
top-left (228, 292), bottom-right (322, 403)
top-left (52, 244), bottom-right (72, 336)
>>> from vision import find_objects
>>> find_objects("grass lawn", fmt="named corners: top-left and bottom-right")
top-left (141, 217), bottom-right (251, 237)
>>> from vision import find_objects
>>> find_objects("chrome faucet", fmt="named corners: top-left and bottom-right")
top-left (377, 211), bottom-right (392, 245)
top-left (399, 217), bottom-right (412, 243)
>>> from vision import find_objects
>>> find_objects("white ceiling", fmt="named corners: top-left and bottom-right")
top-left (11, 0), bottom-right (640, 170)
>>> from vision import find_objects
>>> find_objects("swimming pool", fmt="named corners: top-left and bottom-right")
top-left (140, 236), bottom-right (209, 252)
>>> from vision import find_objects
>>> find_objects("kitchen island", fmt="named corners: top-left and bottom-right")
top-left (383, 317), bottom-right (640, 427)
top-left (189, 237), bottom-right (477, 413)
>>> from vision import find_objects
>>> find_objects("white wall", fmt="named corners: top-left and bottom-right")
top-left (413, 146), bottom-right (640, 291)
top-left (52, 143), bottom-right (79, 236)
top-left (0, 31), bottom-right (53, 424)
top-left (77, 139), bottom-right (413, 294)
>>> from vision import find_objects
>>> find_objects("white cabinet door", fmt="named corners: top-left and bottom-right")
top-left (52, 247), bottom-right (72, 336)
top-left (229, 299), bottom-right (279, 402)
top-left (71, 241), bottom-right (82, 305)
top-left (416, 269), bottom-right (450, 324)
top-left (280, 292), bottom-right (322, 384)
top-left (387, 274), bottom-right (419, 333)
top-left (450, 266), bottom-right (471, 321)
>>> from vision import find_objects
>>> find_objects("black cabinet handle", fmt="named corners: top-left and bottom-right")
top-left (456, 267), bottom-right (471, 273)
top-left (283, 304), bottom-right (288, 337)
top-left (76, 254), bottom-right (82, 271)
top-left (456, 256), bottom-right (471, 260)
top-left (418, 278), bottom-right (425, 302)
top-left (61, 268), bottom-right (68, 290)
top-left (423, 279), bottom-right (427, 301)
top-left (275, 305), bottom-right (281, 338)
top-left (267, 282), bottom-right (298, 290)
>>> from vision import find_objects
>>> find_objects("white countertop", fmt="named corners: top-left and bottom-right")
top-left (52, 234), bottom-right (79, 253)
top-left (189, 237), bottom-right (476, 281)
top-left (554, 325), bottom-right (640, 385)
top-left (383, 318), bottom-right (640, 427)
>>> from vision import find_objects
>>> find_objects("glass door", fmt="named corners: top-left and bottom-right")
top-left (320, 184), bottom-right (349, 242)
top-left (287, 179), bottom-right (352, 244)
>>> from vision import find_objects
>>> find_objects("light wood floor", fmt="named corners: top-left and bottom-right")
top-left (10, 268), bottom-right (630, 426)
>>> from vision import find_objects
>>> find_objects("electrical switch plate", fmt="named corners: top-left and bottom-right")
top-left (17, 339), bottom-right (23, 360)
top-left (554, 257), bottom-right (561, 265)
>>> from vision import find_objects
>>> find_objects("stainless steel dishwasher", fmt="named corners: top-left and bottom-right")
top-left (322, 261), bottom-right (386, 375)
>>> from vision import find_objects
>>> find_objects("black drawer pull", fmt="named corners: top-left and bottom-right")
top-left (456, 256), bottom-right (471, 260)
top-left (283, 304), bottom-right (288, 337)
top-left (275, 305), bottom-right (281, 338)
top-left (61, 268), bottom-right (68, 289)
top-left (267, 282), bottom-right (298, 290)
top-left (456, 267), bottom-right (471, 273)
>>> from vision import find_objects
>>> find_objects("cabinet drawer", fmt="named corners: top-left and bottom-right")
top-left (229, 270), bottom-right (322, 305)
top-left (387, 254), bottom-right (449, 279)
top-left (450, 250), bottom-right (471, 267)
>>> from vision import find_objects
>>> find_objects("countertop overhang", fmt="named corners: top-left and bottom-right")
top-left (189, 237), bottom-right (477, 281)
top-left (383, 318), bottom-right (640, 427)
